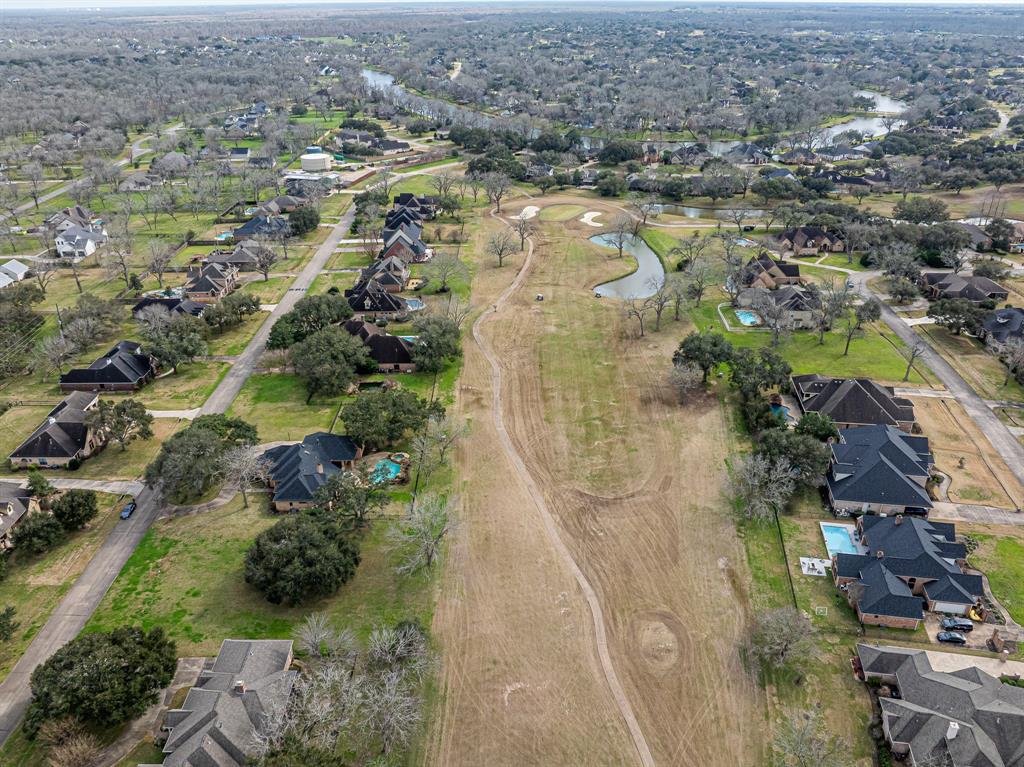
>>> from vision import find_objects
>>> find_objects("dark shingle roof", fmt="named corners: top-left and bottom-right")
top-left (792, 375), bottom-right (916, 427)
top-left (858, 644), bottom-right (1024, 767)
top-left (982, 308), bottom-right (1024, 345)
top-left (346, 282), bottom-right (408, 315)
top-left (132, 297), bottom-right (205, 318)
top-left (59, 342), bottom-right (153, 388)
top-left (9, 392), bottom-right (98, 460)
top-left (264, 432), bottom-right (360, 504)
top-left (827, 425), bottom-right (933, 510)
top-left (342, 319), bottom-right (414, 366)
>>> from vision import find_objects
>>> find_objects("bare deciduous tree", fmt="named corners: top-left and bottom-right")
top-left (752, 290), bottom-right (793, 347)
top-left (511, 215), bottom-right (534, 250)
top-left (731, 453), bottom-right (795, 522)
top-left (749, 607), bottom-right (816, 670)
top-left (645, 278), bottom-right (672, 331)
top-left (607, 214), bottom-right (633, 258)
top-left (486, 229), bottom-right (518, 267)
top-left (900, 341), bottom-right (926, 382)
top-left (425, 252), bottom-right (468, 293)
top-left (252, 236), bottom-right (280, 282)
top-left (147, 241), bottom-right (174, 287)
top-left (429, 170), bottom-right (457, 199)
top-left (624, 297), bottom-right (650, 337)
top-left (667, 363), bottom-right (704, 402)
top-left (1000, 339), bottom-right (1024, 387)
top-left (31, 261), bottom-right (58, 295)
top-left (483, 172), bottom-right (512, 213)
top-left (387, 494), bottom-right (454, 574)
top-left (773, 708), bottom-right (855, 767)
top-left (219, 444), bottom-right (272, 508)
top-left (37, 334), bottom-right (76, 374)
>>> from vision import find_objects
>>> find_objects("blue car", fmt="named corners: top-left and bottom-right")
top-left (937, 631), bottom-right (967, 645)
top-left (120, 500), bottom-right (137, 520)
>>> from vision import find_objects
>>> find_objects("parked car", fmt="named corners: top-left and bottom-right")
top-left (120, 499), bottom-right (137, 520)
top-left (940, 617), bottom-right (974, 633)
top-left (937, 631), bottom-right (967, 645)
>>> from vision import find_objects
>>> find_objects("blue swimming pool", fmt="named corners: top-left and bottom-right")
top-left (770, 403), bottom-right (791, 420)
top-left (214, 232), bottom-right (233, 241)
top-left (406, 298), bottom-right (425, 311)
top-left (821, 523), bottom-right (860, 557)
top-left (373, 459), bottom-right (402, 482)
top-left (734, 309), bottom-right (762, 327)
top-left (399, 335), bottom-right (418, 343)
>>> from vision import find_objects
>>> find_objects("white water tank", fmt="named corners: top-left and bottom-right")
top-left (300, 153), bottom-right (332, 172)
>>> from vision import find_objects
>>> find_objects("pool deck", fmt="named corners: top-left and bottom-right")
top-left (716, 302), bottom-right (768, 333)
top-left (819, 520), bottom-right (869, 558)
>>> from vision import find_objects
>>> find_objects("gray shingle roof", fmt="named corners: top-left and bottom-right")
top-left (793, 375), bottom-right (916, 428)
top-left (9, 392), bottom-right (99, 460)
top-left (858, 644), bottom-right (1024, 767)
top-left (156, 639), bottom-right (296, 767)
top-left (264, 432), bottom-right (360, 504)
top-left (827, 425), bottom-right (933, 509)
top-left (58, 342), bottom-right (154, 388)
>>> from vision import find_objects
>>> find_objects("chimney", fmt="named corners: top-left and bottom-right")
top-left (946, 721), bottom-right (959, 740)
top-left (876, 550), bottom-right (884, 559)
top-left (315, 462), bottom-right (324, 475)
top-left (895, 515), bottom-right (903, 526)
top-left (233, 680), bottom-right (246, 694)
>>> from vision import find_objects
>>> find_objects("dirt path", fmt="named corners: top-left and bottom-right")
top-left (427, 204), bottom-right (763, 766)
top-left (472, 218), bottom-right (655, 766)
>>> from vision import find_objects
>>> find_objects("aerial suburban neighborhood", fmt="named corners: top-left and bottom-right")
top-left (0, 2), bottom-right (1023, 767)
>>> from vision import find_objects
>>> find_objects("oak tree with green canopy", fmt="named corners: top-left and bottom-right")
top-left (291, 326), bottom-right (374, 402)
top-left (24, 626), bottom-right (176, 736)
top-left (673, 332), bottom-right (733, 383)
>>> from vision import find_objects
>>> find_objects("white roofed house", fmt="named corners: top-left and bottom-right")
top-left (0, 259), bottom-right (30, 283)
top-left (55, 226), bottom-right (107, 261)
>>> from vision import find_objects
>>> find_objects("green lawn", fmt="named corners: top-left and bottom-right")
top-left (309, 272), bottom-right (356, 295)
top-left (85, 494), bottom-right (437, 654)
top-left (811, 253), bottom-right (871, 272)
top-left (206, 312), bottom-right (269, 356)
top-left (0, 494), bottom-right (125, 681)
top-left (915, 325), bottom-right (1024, 403)
top-left (327, 250), bottom-right (372, 270)
top-left (136, 361), bottom-right (229, 410)
top-left (690, 298), bottom-right (933, 385)
top-left (227, 373), bottom-right (343, 442)
top-left (237, 276), bottom-right (294, 304)
top-left (72, 419), bottom-right (183, 480)
top-left (972, 535), bottom-right (1024, 625)
top-left (537, 204), bottom-right (587, 222)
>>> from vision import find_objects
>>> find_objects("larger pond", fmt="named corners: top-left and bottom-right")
top-left (658, 204), bottom-right (765, 221)
top-left (590, 234), bottom-right (665, 299)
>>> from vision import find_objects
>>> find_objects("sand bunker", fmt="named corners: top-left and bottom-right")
top-left (513, 205), bottom-right (539, 220)
top-left (580, 211), bottom-right (604, 227)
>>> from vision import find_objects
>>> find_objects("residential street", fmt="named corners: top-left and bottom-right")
top-left (199, 203), bottom-right (357, 414)
top-left (852, 272), bottom-right (1024, 491)
top-left (0, 198), bottom-right (356, 747)
top-left (0, 483), bottom-right (161, 746)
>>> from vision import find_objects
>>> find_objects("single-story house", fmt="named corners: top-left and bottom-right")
top-left (979, 307), bottom-right (1024, 348)
top-left (669, 145), bottom-right (711, 166)
top-left (834, 516), bottom-right (978, 628)
top-left (207, 241), bottom-right (263, 271)
top-left (55, 226), bottom-right (106, 260)
top-left (248, 155), bottom-right (277, 170)
top-left (8, 391), bottom-right (104, 468)
top-left (370, 138), bottom-right (410, 155)
top-left (228, 147), bottom-right (251, 163)
top-left (737, 286), bottom-right (819, 329)
top-left (144, 639), bottom-right (296, 767)
top-left (739, 252), bottom-right (802, 290)
top-left (264, 433), bottom-right (363, 511)
top-left (777, 148), bottom-right (817, 165)
top-left (132, 296), bottom-right (206, 319)
top-left (184, 263), bottom-right (239, 303)
top-left (0, 482), bottom-right (37, 549)
top-left (763, 167), bottom-right (796, 181)
top-left (952, 222), bottom-right (993, 252)
top-left (343, 319), bottom-right (416, 373)
top-left (346, 281), bottom-right (409, 321)
top-left (258, 195), bottom-right (305, 216)
top-left (826, 424), bottom-right (933, 517)
top-left (59, 341), bottom-right (156, 393)
top-left (858, 644), bottom-right (1024, 766)
top-left (232, 215), bottom-right (288, 240)
top-left (1010, 223), bottom-right (1024, 254)
top-left (791, 374), bottom-right (916, 431)
top-left (0, 259), bottom-right (30, 283)
top-left (776, 226), bottom-right (845, 256)
top-left (337, 129), bottom-right (376, 145)
top-left (919, 272), bottom-right (1008, 304)
top-left (723, 142), bottom-right (770, 165)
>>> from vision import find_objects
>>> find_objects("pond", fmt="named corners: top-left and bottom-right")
top-left (855, 89), bottom-right (908, 115)
top-left (658, 204), bottom-right (765, 221)
top-left (590, 234), bottom-right (665, 300)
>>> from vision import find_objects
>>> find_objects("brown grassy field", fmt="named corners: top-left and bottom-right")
top-left (426, 198), bottom-right (766, 766)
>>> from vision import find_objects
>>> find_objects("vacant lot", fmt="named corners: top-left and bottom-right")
top-left (428, 206), bottom-right (765, 766)
top-left (227, 372), bottom-right (342, 442)
top-left (909, 395), bottom-right (1024, 509)
top-left (86, 494), bottom-right (435, 655)
top-left (915, 325), bottom-right (1024, 404)
top-left (0, 493), bottom-right (124, 681)
top-left (969, 528), bottom-right (1024, 626)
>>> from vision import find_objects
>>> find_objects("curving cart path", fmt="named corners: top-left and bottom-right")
top-left (469, 211), bottom-right (656, 767)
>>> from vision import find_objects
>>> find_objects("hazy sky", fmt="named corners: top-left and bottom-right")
top-left (8, 0), bottom-right (1024, 10)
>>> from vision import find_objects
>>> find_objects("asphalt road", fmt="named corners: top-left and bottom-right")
top-left (0, 483), bottom-right (161, 745)
top-left (200, 204), bottom-right (356, 415)
top-left (853, 272), bottom-right (1024, 490)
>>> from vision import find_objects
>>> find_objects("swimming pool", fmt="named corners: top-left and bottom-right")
top-left (820, 523), bottom-right (861, 557)
top-left (399, 335), bottom-right (418, 343)
top-left (214, 232), bottom-right (233, 241)
top-left (736, 238), bottom-right (758, 247)
top-left (734, 309), bottom-right (762, 327)
top-left (406, 298), bottom-right (425, 311)
top-left (770, 403), bottom-right (792, 421)
top-left (373, 459), bottom-right (402, 482)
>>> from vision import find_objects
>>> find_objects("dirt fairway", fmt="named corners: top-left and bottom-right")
top-left (427, 204), bottom-right (764, 766)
